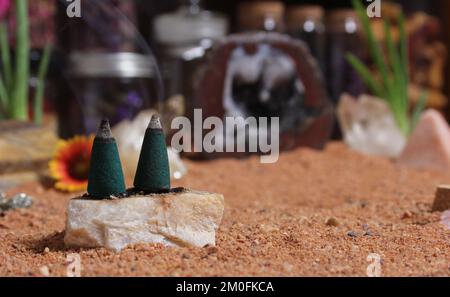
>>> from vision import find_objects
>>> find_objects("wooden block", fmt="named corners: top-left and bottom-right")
top-left (0, 120), bottom-right (58, 174)
top-left (432, 185), bottom-right (450, 212)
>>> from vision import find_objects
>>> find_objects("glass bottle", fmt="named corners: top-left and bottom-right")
top-left (326, 9), bottom-right (368, 139)
top-left (54, 1), bottom-right (162, 138)
top-left (326, 9), bottom-right (368, 104)
top-left (66, 52), bottom-right (159, 135)
top-left (286, 5), bottom-right (326, 74)
top-left (58, 0), bottom-right (138, 53)
top-left (153, 0), bottom-right (229, 115)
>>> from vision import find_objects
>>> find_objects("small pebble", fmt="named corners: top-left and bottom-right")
top-left (11, 193), bottom-right (34, 209)
top-left (39, 265), bottom-right (50, 277)
top-left (0, 193), bottom-right (33, 212)
top-left (401, 211), bottom-right (413, 219)
top-left (43, 247), bottom-right (50, 254)
top-left (181, 253), bottom-right (191, 259)
top-left (283, 262), bottom-right (294, 272)
top-left (360, 201), bottom-right (368, 208)
top-left (0, 193), bottom-right (8, 211)
top-left (259, 224), bottom-right (279, 233)
top-left (206, 246), bottom-right (218, 254)
top-left (347, 231), bottom-right (358, 238)
top-left (325, 217), bottom-right (339, 227)
top-left (252, 239), bottom-right (260, 246)
top-left (363, 231), bottom-right (373, 236)
top-left (298, 216), bottom-right (310, 225)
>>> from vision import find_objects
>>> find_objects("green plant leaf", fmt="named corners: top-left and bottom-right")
top-left (0, 75), bottom-right (8, 115)
top-left (411, 91), bottom-right (427, 132)
top-left (399, 12), bottom-right (409, 84)
top-left (348, 0), bottom-right (420, 136)
top-left (346, 53), bottom-right (383, 98)
top-left (33, 44), bottom-right (52, 125)
top-left (384, 20), bottom-right (406, 112)
top-left (0, 22), bottom-right (12, 93)
top-left (352, 0), bottom-right (389, 92)
top-left (10, 0), bottom-right (30, 121)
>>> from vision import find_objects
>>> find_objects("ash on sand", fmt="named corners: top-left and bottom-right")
top-left (0, 143), bottom-right (449, 276)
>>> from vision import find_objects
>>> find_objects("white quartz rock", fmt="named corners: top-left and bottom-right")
top-left (64, 189), bottom-right (224, 252)
top-left (112, 109), bottom-right (188, 180)
top-left (337, 93), bottom-right (407, 158)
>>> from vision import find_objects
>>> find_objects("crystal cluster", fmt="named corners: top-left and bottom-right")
top-left (337, 94), bottom-right (406, 158)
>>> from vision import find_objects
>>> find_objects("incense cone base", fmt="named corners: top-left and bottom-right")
top-left (64, 189), bottom-right (224, 252)
top-left (87, 140), bottom-right (126, 198)
top-left (432, 185), bottom-right (450, 212)
top-left (133, 129), bottom-right (171, 192)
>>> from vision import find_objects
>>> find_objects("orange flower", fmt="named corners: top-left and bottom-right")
top-left (49, 135), bottom-right (94, 192)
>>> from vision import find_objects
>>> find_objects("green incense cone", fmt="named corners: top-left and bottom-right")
top-left (87, 119), bottom-right (126, 198)
top-left (133, 114), bottom-right (171, 193)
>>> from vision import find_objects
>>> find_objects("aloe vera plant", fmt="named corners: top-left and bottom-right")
top-left (347, 0), bottom-right (426, 136)
top-left (0, 0), bottom-right (51, 124)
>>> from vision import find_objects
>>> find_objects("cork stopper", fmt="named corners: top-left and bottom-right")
top-left (286, 5), bottom-right (324, 26)
top-left (327, 9), bottom-right (359, 24)
top-left (238, 1), bottom-right (285, 16)
top-left (327, 9), bottom-right (361, 33)
top-left (238, 1), bottom-right (285, 31)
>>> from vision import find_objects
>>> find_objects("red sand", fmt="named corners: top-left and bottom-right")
top-left (0, 142), bottom-right (449, 276)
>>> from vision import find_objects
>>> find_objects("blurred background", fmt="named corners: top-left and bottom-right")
top-left (1, 0), bottom-right (447, 135)
top-left (0, 0), bottom-right (449, 191)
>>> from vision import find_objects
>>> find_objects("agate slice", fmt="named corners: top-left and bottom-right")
top-left (191, 32), bottom-right (333, 158)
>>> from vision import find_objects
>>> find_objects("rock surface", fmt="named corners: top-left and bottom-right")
top-left (337, 94), bottom-right (406, 158)
top-left (432, 185), bottom-right (450, 212)
top-left (398, 109), bottom-right (450, 171)
top-left (64, 189), bottom-right (224, 252)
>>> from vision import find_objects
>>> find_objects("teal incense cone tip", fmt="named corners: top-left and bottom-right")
top-left (134, 114), bottom-right (171, 193)
top-left (87, 119), bottom-right (126, 198)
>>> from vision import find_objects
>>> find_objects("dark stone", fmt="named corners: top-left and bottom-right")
top-left (347, 231), bottom-right (358, 238)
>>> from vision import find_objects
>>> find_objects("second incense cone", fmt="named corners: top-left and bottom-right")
top-left (134, 114), bottom-right (171, 193)
top-left (87, 119), bottom-right (126, 198)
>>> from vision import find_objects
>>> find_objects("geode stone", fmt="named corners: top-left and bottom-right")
top-left (191, 32), bottom-right (333, 158)
top-left (64, 189), bottom-right (224, 252)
